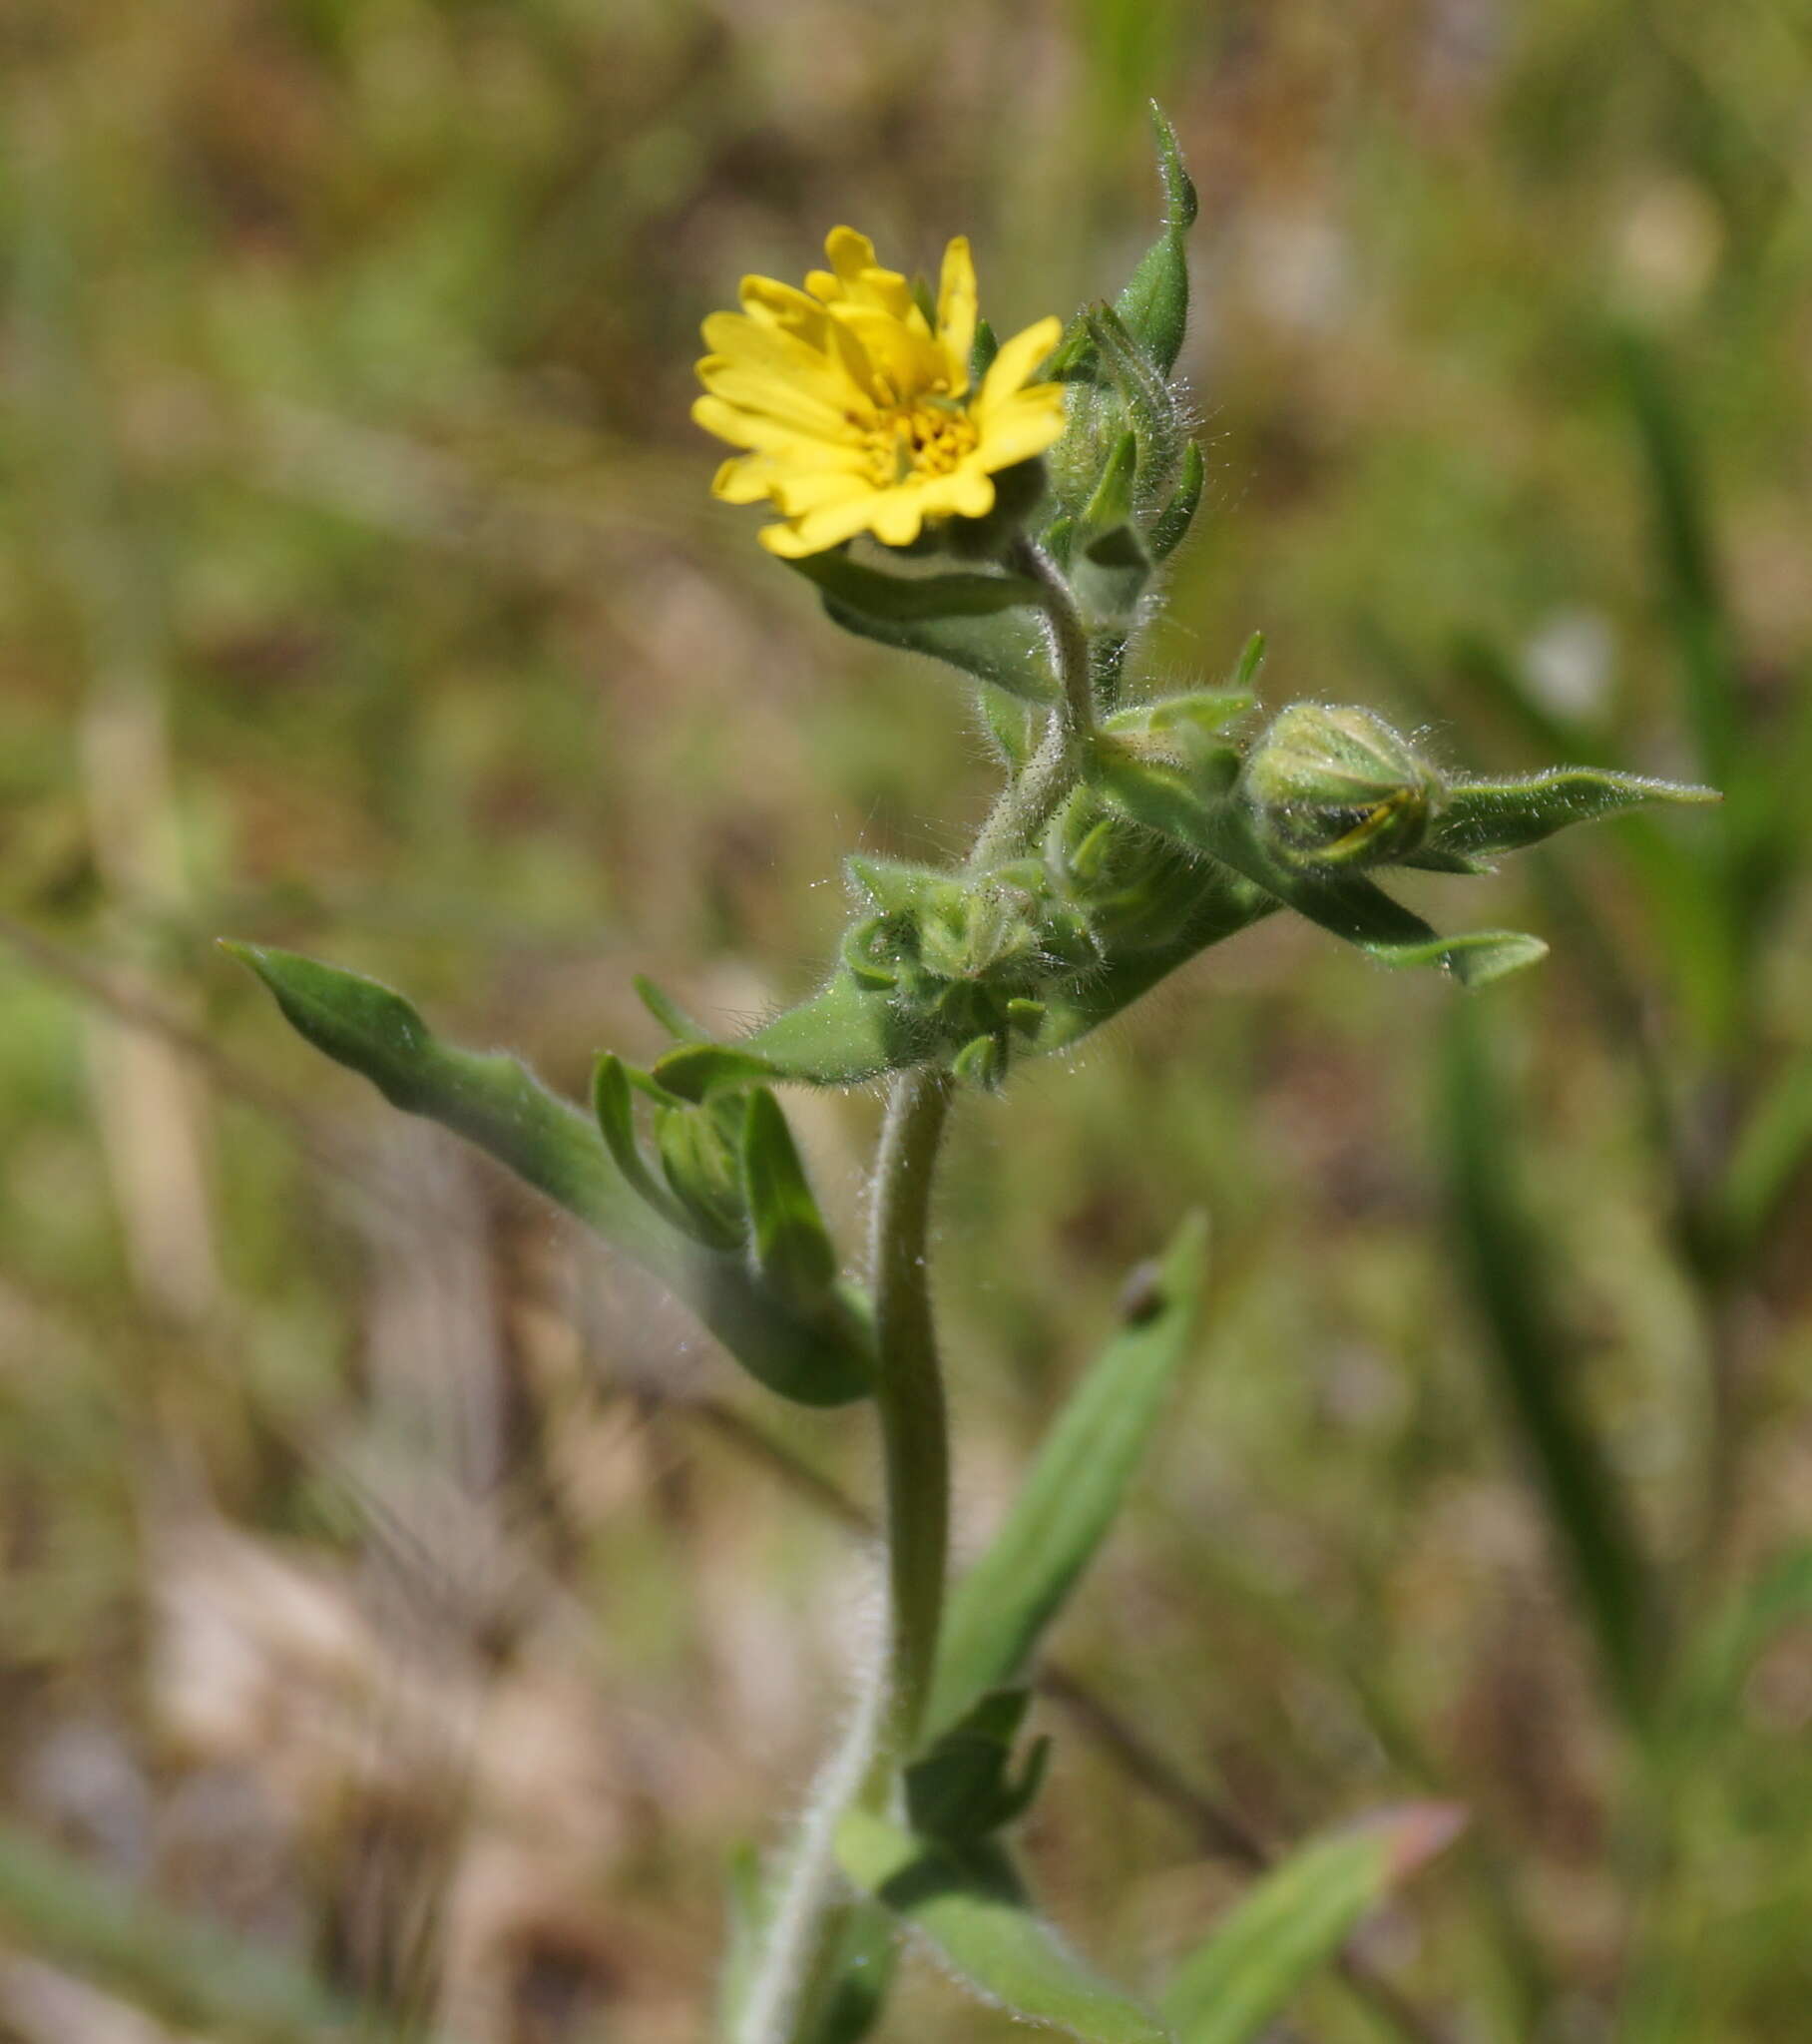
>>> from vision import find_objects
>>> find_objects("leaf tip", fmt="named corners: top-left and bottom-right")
top-left (1357, 1799), bottom-right (1471, 1883)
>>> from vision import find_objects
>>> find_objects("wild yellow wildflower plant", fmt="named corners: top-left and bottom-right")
top-left (232, 106), bottom-right (1719, 2044)
top-left (693, 227), bottom-right (1065, 556)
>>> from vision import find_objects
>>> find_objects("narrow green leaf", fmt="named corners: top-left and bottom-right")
top-left (229, 945), bottom-right (872, 1406)
top-left (794, 556), bottom-right (1043, 623)
top-left (593, 1052), bottom-right (694, 1237)
top-left (634, 972), bottom-right (706, 1042)
top-left (226, 941), bottom-right (671, 1262)
top-left (1149, 439), bottom-right (1204, 560)
top-left (1672, 1542), bottom-right (1812, 1740)
top-left (1433, 768), bottom-right (1719, 859)
top-left (1714, 1044), bottom-right (1812, 1256)
top-left (1085, 430), bottom-right (1139, 534)
top-left (1441, 1004), bottom-right (1654, 1718)
top-left (652, 1039), bottom-right (791, 1101)
top-left (930, 1215), bottom-right (1208, 1733)
top-left (655, 1096), bottom-right (749, 1251)
top-left (789, 553), bottom-right (1056, 702)
top-left (1115, 99), bottom-right (1198, 376)
top-left (1088, 303), bottom-right (1183, 502)
top-left (836, 1813), bottom-right (1171, 2043)
top-left (1163, 1807), bottom-right (1466, 2044)
top-left (979, 680), bottom-right (1036, 766)
top-left (756, 971), bottom-right (946, 1084)
top-left (0, 1819), bottom-right (383, 2044)
top-left (1227, 631), bottom-right (1267, 693)
top-left (741, 1086), bottom-right (839, 1307)
top-left (971, 315), bottom-right (1000, 381)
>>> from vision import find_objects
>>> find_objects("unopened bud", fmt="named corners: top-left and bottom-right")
top-left (1241, 703), bottom-right (1441, 869)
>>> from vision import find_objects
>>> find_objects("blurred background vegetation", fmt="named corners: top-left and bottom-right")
top-left (2, 1), bottom-right (1810, 2039)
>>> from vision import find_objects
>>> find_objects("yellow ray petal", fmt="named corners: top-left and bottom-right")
top-left (759, 491), bottom-right (895, 557)
top-left (978, 314), bottom-right (1064, 414)
top-left (694, 359), bottom-right (853, 434)
top-left (770, 470), bottom-right (878, 515)
top-left (824, 227), bottom-right (880, 283)
top-left (935, 236), bottom-right (977, 388)
top-left (699, 312), bottom-right (856, 402)
top-left (866, 486), bottom-right (928, 549)
top-left (691, 393), bottom-right (865, 460)
top-left (830, 302), bottom-right (949, 402)
top-left (975, 386), bottom-right (1066, 468)
top-left (736, 274), bottom-right (830, 340)
top-left (710, 454), bottom-right (774, 504)
top-left (922, 465), bottom-right (995, 521)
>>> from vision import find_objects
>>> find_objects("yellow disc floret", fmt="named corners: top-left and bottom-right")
top-left (692, 228), bottom-right (1065, 558)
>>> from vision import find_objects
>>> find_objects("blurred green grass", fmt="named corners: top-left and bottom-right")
top-left (2, 3), bottom-right (1810, 2040)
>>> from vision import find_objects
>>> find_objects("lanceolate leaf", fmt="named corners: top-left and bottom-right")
top-left (740, 1086), bottom-right (839, 1307)
top-left (653, 978), bottom-right (914, 1099)
top-left (1432, 768), bottom-right (1719, 859)
top-left (1162, 1806), bottom-right (1467, 2044)
top-left (1115, 100), bottom-right (1198, 378)
top-left (836, 1813), bottom-right (1172, 2044)
top-left (929, 1214), bottom-right (1208, 1735)
top-left (1088, 303), bottom-right (1184, 503)
top-left (228, 945), bottom-right (873, 1407)
top-left (593, 1052), bottom-right (693, 1237)
top-left (789, 552), bottom-right (1056, 702)
top-left (1148, 438), bottom-right (1204, 561)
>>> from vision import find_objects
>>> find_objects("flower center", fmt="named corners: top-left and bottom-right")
top-left (860, 398), bottom-right (979, 486)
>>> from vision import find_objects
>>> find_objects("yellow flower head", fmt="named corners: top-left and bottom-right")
top-left (693, 228), bottom-right (1065, 559)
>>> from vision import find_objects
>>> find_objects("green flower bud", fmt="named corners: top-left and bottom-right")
top-left (1241, 703), bottom-right (1442, 870)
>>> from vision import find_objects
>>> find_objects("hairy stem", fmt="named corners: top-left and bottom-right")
top-left (737, 548), bottom-right (1083, 2031)
top-left (731, 1668), bottom-right (885, 2044)
top-left (866, 1065), bottom-right (957, 1767)
top-left (1012, 533), bottom-right (1096, 747)
top-left (969, 539), bottom-right (1097, 868)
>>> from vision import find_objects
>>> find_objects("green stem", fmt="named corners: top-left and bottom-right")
top-left (735, 545), bottom-right (1081, 2032)
top-left (969, 540), bottom-right (1097, 868)
top-left (1012, 533), bottom-right (1096, 747)
top-left (866, 1065), bottom-right (957, 1766)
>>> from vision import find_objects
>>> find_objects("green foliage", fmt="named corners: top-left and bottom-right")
top-left (8, 7), bottom-right (1808, 2044)
top-left (787, 553), bottom-right (1057, 702)
top-left (930, 1213), bottom-right (1208, 1733)
top-left (1433, 767), bottom-right (1720, 858)
top-left (0, 1821), bottom-right (383, 2044)
top-left (904, 1687), bottom-right (1051, 1844)
top-left (1162, 1808), bottom-right (1466, 2044)
top-left (1440, 1004), bottom-right (1655, 1721)
top-left (228, 944), bottom-right (874, 1407)
top-left (1113, 102), bottom-right (1198, 378)
top-left (835, 1810), bottom-right (1172, 2043)
top-left (201, 70), bottom-right (1741, 2044)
